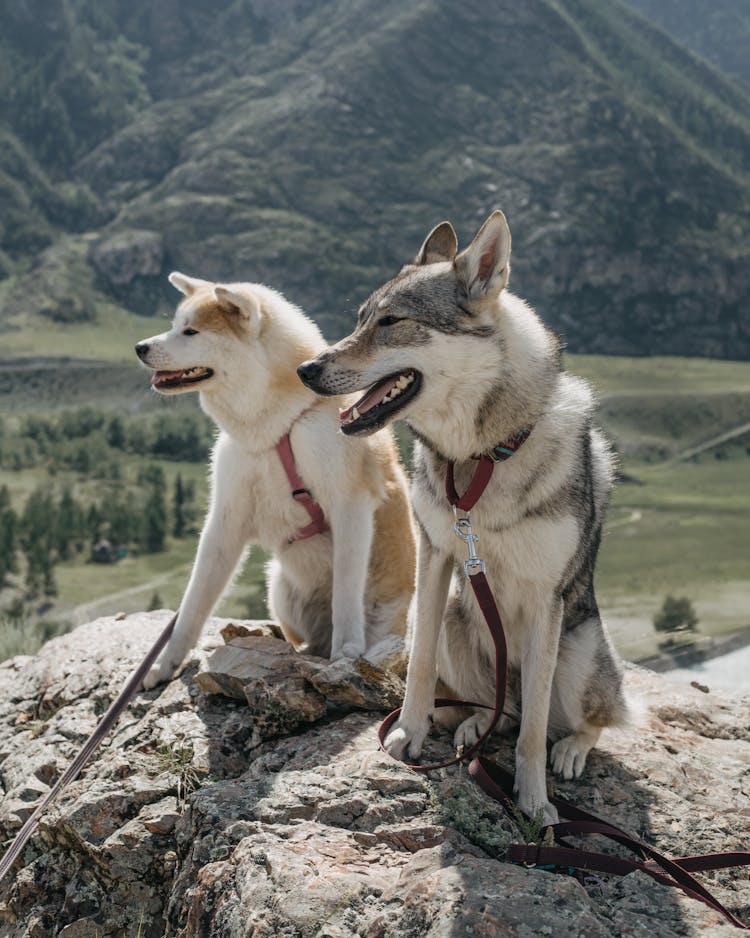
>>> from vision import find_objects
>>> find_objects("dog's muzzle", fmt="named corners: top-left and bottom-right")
top-left (135, 341), bottom-right (151, 362)
top-left (297, 358), bottom-right (325, 391)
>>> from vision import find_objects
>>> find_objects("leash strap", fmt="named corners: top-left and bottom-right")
top-left (377, 568), bottom-right (507, 771)
top-left (276, 433), bottom-right (328, 542)
top-left (471, 758), bottom-right (750, 928)
top-left (379, 448), bottom-right (750, 929)
top-left (378, 455), bottom-right (506, 769)
top-left (445, 456), bottom-right (495, 511)
top-left (378, 448), bottom-right (508, 772)
top-left (0, 611), bottom-right (178, 884)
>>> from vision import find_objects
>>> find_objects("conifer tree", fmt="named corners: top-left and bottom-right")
top-left (143, 466), bottom-right (167, 553)
top-left (0, 486), bottom-right (18, 585)
top-left (173, 473), bottom-right (186, 538)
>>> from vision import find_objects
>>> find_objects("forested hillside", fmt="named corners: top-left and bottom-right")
top-left (1, 0), bottom-right (750, 357)
top-left (627, 0), bottom-right (750, 85)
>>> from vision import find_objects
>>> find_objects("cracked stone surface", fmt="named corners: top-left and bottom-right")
top-left (0, 612), bottom-right (747, 937)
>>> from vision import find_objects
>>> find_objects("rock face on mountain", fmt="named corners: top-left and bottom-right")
top-left (2, 0), bottom-right (750, 358)
top-left (0, 611), bottom-right (748, 937)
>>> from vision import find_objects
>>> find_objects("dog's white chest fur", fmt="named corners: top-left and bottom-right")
top-left (212, 431), bottom-right (324, 551)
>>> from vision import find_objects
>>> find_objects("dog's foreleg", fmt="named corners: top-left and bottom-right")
top-left (514, 593), bottom-right (563, 826)
top-left (329, 497), bottom-right (375, 659)
top-left (384, 530), bottom-right (452, 761)
top-left (142, 508), bottom-right (247, 689)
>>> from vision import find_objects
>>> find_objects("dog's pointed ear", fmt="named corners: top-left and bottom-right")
top-left (168, 271), bottom-right (211, 297)
top-left (454, 211), bottom-right (511, 299)
top-left (214, 286), bottom-right (262, 326)
top-left (414, 221), bottom-right (458, 266)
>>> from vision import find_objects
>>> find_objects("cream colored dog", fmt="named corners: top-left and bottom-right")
top-left (135, 273), bottom-right (415, 688)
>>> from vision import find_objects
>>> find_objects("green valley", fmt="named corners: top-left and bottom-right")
top-left (1, 352), bottom-right (747, 663)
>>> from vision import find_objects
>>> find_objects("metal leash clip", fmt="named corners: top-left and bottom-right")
top-left (453, 506), bottom-right (486, 575)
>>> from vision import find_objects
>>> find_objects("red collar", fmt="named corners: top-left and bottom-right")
top-left (276, 432), bottom-right (328, 543)
top-left (446, 427), bottom-right (531, 512)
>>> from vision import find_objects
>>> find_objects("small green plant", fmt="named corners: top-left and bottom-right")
top-left (507, 802), bottom-right (552, 846)
top-left (152, 743), bottom-right (202, 802)
top-left (654, 595), bottom-right (699, 633)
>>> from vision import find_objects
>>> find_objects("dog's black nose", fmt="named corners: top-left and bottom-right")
top-left (135, 341), bottom-right (150, 361)
top-left (297, 359), bottom-right (324, 387)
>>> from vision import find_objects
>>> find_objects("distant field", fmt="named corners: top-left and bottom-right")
top-left (1, 352), bottom-right (748, 663)
top-left (0, 357), bottom-right (175, 414)
top-left (571, 354), bottom-right (750, 394)
top-left (0, 305), bottom-right (159, 362)
top-left (598, 457), bottom-right (750, 658)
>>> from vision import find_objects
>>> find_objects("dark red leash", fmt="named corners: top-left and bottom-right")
top-left (378, 454), bottom-right (509, 770)
top-left (471, 757), bottom-right (750, 929)
top-left (379, 448), bottom-right (750, 929)
top-left (377, 567), bottom-right (507, 771)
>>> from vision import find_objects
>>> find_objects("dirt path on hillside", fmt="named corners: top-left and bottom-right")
top-left (70, 564), bottom-right (192, 624)
top-left (669, 419), bottom-right (750, 463)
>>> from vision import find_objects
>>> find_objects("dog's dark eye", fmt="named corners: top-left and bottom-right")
top-left (378, 315), bottom-right (404, 327)
top-left (183, 328), bottom-right (199, 336)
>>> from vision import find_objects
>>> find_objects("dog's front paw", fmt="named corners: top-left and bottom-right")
top-left (550, 730), bottom-right (597, 780)
top-left (141, 650), bottom-right (185, 690)
top-left (454, 711), bottom-right (493, 750)
top-left (514, 756), bottom-right (559, 827)
top-left (330, 635), bottom-right (366, 661)
top-left (383, 713), bottom-right (431, 762)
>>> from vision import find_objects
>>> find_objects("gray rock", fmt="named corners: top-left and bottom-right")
top-left (0, 612), bottom-right (747, 937)
top-left (196, 629), bottom-right (406, 713)
top-left (88, 229), bottom-right (164, 287)
top-left (86, 228), bottom-right (165, 315)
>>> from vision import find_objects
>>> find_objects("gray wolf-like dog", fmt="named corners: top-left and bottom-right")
top-left (297, 211), bottom-right (629, 823)
top-left (135, 273), bottom-right (415, 689)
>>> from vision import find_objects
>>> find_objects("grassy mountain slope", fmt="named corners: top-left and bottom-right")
top-left (1, 0), bottom-right (750, 358)
top-left (626, 0), bottom-right (750, 86)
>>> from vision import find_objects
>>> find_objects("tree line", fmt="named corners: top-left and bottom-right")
top-left (0, 470), bottom-right (198, 602)
top-left (0, 408), bottom-right (213, 473)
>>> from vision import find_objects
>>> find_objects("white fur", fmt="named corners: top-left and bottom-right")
top-left (137, 276), bottom-right (413, 687)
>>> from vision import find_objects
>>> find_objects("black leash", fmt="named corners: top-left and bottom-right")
top-left (0, 611), bottom-right (178, 883)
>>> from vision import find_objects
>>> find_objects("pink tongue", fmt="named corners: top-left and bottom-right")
top-left (339, 376), bottom-right (399, 423)
top-left (151, 370), bottom-right (184, 385)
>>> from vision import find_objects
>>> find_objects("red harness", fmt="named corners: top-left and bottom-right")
top-left (379, 445), bottom-right (750, 929)
top-left (275, 432), bottom-right (328, 543)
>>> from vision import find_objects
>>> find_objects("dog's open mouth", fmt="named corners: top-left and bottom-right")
top-left (150, 367), bottom-right (214, 391)
top-left (339, 369), bottom-right (422, 435)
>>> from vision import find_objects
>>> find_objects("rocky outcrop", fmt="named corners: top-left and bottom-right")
top-left (88, 230), bottom-right (163, 288)
top-left (87, 229), bottom-right (165, 315)
top-left (0, 612), bottom-right (747, 937)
